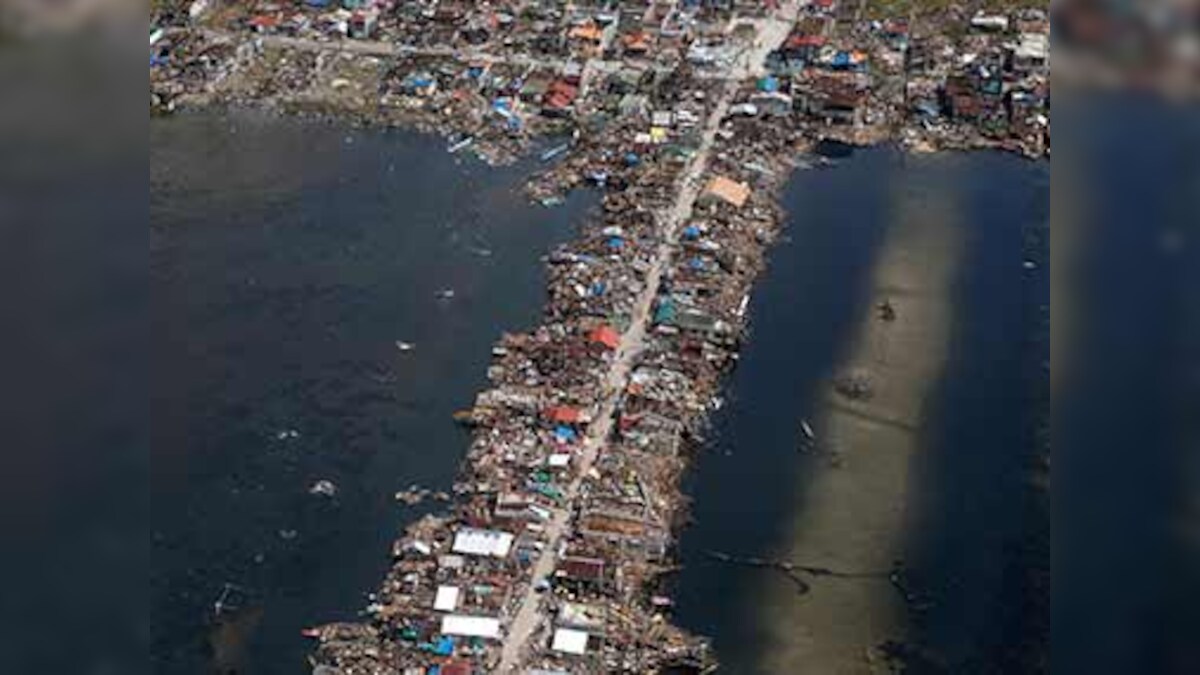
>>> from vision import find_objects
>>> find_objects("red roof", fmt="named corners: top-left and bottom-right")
top-left (544, 406), bottom-right (583, 424)
top-left (248, 15), bottom-right (281, 28)
top-left (543, 80), bottom-right (579, 109)
top-left (786, 34), bottom-right (826, 48)
top-left (558, 555), bottom-right (606, 581)
top-left (439, 662), bottom-right (472, 675)
top-left (589, 325), bottom-right (620, 350)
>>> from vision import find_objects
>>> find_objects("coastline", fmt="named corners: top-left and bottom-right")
top-left (302, 9), bottom-right (814, 673)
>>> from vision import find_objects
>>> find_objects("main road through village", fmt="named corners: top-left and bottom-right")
top-left (495, 4), bottom-right (803, 670)
top-left (203, 4), bottom-right (804, 670)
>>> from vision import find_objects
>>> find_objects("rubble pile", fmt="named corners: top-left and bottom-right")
top-left (763, 1), bottom-right (1050, 157)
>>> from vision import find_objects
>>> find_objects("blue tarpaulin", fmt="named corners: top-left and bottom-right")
top-left (654, 297), bottom-right (678, 324)
top-left (757, 76), bottom-right (779, 92)
top-left (555, 426), bottom-right (576, 443)
top-left (682, 225), bottom-right (701, 240)
top-left (689, 257), bottom-right (707, 270)
top-left (623, 152), bottom-right (640, 167)
top-left (406, 76), bottom-right (434, 90)
top-left (590, 281), bottom-right (607, 296)
top-left (607, 236), bottom-right (625, 250)
top-left (434, 636), bottom-right (454, 656)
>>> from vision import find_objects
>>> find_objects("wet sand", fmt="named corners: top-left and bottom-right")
top-left (753, 169), bottom-right (963, 674)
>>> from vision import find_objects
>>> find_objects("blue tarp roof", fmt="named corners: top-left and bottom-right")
top-left (434, 636), bottom-right (454, 656)
top-left (607, 236), bottom-right (625, 249)
top-left (682, 225), bottom-right (701, 239)
top-left (654, 297), bottom-right (678, 324)
top-left (555, 426), bottom-right (576, 442)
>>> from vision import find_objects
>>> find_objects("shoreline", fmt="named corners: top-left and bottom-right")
top-left (302, 8), bottom-right (813, 673)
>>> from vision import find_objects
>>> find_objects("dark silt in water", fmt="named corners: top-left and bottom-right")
top-left (671, 148), bottom-right (1050, 674)
top-left (150, 111), bottom-right (594, 673)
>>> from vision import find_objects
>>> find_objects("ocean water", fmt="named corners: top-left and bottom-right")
top-left (150, 111), bottom-right (594, 673)
top-left (148, 101), bottom-right (1197, 675)
top-left (1053, 97), bottom-right (1200, 675)
top-left (670, 147), bottom-right (1050, 674)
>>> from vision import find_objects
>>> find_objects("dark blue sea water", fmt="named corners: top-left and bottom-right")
top-left (670, 147), bottom-right (1050, 674)
top-left (1053, 97), bottom-right (1200, 675)
top-left (150, 111), bottom-right (594, 673)
top-left (146, 100), bottom-right (1199, 675)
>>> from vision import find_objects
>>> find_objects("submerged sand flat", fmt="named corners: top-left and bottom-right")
top-left (753, 166), bottom-right (963, 674)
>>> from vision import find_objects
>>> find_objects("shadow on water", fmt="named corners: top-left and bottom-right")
top-left (150, 110), bottom-right (596, 674)
top-left (671, 148), bottom-right (895, 673)
top-left (813, 139), bottom-right (858, 159)
top-left (672, 149), bottom-right (1050, 675)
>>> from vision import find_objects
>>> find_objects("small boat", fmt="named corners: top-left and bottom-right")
top-left (395, 341), bottom-right (416, 352)
top-left (300, 627), bottom-right (322, 639)
top-left (309, 479), bottom-right (338, 497)
top-left (452, 409), bottom-right (476, 425)
top-left (213, 582), bottom-right (244, 617)
top-left (447, 136), bottom-right (474, 153)
top-left (436, 289), bottom-right (456, 300)
top-left (800, 419), bottom-right (815, 442)
top-left (540, 143), bottom-right (569, 161)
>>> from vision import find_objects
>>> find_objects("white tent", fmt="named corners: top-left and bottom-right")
top-left (440, 615), bottom-right (501, 639)
top-left (433, 585), bottom-right (460, 612)
top-left (452, 528), bottom-right (515, 558)
top-left (551, 628), bottom-right (589, 655)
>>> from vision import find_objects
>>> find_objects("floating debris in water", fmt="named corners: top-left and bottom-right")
top-left (309, 480), bottom-right (338, 498)
top-left (447, 136), bottom-right (474, 153)
top-left (395, 341), bottom-right (416, 352)
top-left (213, 582), bottom-right (247, 617)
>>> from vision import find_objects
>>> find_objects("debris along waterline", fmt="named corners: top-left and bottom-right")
top-left (148, 0), bottom-right (1050, 672)
top-left (305, 24), bottom-right (805, 675)
top-left (151, 1), bottom-right (1050, 165)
